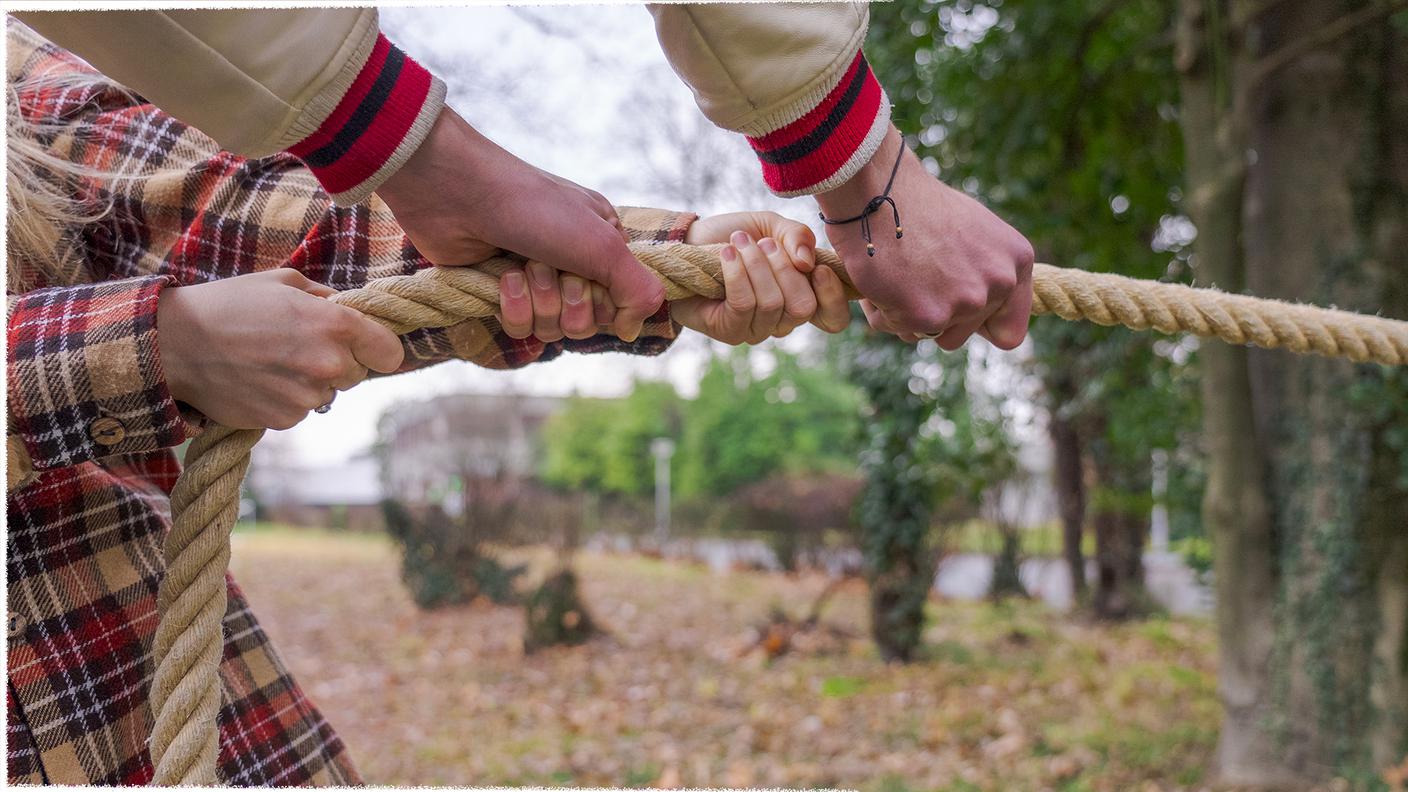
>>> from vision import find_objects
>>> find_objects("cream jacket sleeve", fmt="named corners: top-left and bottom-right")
top-left (649, 2), bottom-right (891, 197)
top-left (13, 10), bottom-right (446, 205)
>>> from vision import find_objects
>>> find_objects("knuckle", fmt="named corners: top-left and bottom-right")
top-left (305, 356), bottom-right (343, 382)
top-left (785, 296), bottom-right (817, 321)
top-left (953, 287), bottom-right (988, 314)
top-left (914, 307), bottom-right (952, 331)
top-left (324, 306), bottom-right (361, 338)
top-left (756, 297), bottom-right (784, 315)
top-left (1016, 239), bottom-right (1037, 268)
top-left (991, 269), bottom-right (1019, 295)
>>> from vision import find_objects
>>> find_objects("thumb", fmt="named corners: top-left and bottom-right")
top-left (739, 212), bottom-right (817, 273)
top-left (274, 268), bottom-right (337, 298)
top-left (348, 313), bottom-right (406, 374)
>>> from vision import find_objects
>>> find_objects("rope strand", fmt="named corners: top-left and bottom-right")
top-left (148, 241), bottom-right (1407, 785)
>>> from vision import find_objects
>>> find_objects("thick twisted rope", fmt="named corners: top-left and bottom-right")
top-left (149, 242), bottom-right (1408, 784)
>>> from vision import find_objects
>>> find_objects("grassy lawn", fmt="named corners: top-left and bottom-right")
top-left (229, 526), bottom-right (1218, 790)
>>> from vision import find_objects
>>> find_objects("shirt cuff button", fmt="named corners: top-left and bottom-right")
top-left (8, 611), bottom-right (29, 640)
top-left (89, 417), bottom-right (127, 447)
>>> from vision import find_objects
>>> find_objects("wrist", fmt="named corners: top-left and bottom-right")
top-left (376, 108), bottom-right (507, 233)
top-left (155, 287), bottom-right (197, 405)
top-left (815, 127), bottom-right (907, 217)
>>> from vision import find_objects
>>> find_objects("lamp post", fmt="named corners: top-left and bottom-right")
top-left (650, 437), bottom-right (675, 548)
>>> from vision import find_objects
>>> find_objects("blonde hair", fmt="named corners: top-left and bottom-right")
top-left (6, 69), bottom-right (136, 290)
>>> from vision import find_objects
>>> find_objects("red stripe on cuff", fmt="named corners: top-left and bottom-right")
top-left (746, 52), bottom-right (885, 195)
top-left (288, 37), bottom-right (392, 157)
top-left (287, 34), bottom-right (435, 197)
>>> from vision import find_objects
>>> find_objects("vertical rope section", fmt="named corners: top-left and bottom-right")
top-left (145, 242), bottom-right (1407, 785)
top-left (150, 425), bottom-right (263, 785)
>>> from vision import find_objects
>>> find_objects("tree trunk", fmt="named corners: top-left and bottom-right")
top-left (1239, 0), bottom-right (1408, 778)
top-left (1361, 18), bottom-right (1408, 768)
top-left (1175, 0), bottom-right (1293, 783)
top-left (1048, 370), bottom-right (1089, 605)
top-left (1087, 424), bottom-right (1152, 620)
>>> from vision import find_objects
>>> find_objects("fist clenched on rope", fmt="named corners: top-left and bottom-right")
top-left (377, 109), bottom-right (665, 343)
top-left (156, 269), bottom-right (405, 430)
top-left (494, 211), bottom-right (851, 345)
top-left (816, 127), bottom-right (1036, 350)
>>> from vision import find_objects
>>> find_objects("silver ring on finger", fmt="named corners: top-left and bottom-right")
top-left (917, 331), bottom-right (943, 340)
top-left (314, 391), bottom-right (336, 415)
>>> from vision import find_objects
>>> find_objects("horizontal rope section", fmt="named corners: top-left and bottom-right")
top-left (150, 241), bottom-right (1408, 784)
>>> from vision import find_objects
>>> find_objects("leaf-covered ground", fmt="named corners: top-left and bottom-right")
top-left (229, 527), bottom-right (1219, 791)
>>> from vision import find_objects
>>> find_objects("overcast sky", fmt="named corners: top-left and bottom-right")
top-left (266, 6), bottom-right (825, 467)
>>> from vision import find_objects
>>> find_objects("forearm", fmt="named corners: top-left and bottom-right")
top-left (649, 2), bottom-right (890, 195)
top-left (13, 11), bottom-right (445, 206)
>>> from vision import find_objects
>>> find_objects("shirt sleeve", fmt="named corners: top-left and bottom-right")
top-left (11, 10), bottom-right (446, 206)
top-left (6, 276), bottom-right (192, 481)
top-left (648, 2), bottom-right (891, 197)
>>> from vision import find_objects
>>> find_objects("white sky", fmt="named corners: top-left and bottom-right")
top-left (270, 6), bottom-right (828, 467)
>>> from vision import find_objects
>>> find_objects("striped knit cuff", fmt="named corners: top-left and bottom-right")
top-left (286, 34), bottom-right (447, 207)
top-left (747, 51), bottom-right (892, 198)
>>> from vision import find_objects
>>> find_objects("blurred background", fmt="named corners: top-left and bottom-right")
top-left (229, 2), bottom-right (1408, 790)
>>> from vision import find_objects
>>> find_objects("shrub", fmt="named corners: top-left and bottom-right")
top-left (381, 498), bottom-right (526, 609)
top-left (523, 569), bottom-right (598, 652)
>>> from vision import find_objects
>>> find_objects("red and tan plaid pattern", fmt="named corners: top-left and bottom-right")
top-left (6, 20), bottom-right (689, 785)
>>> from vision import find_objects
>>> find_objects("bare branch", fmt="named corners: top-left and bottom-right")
top-left (1248, 0), bottom-right (1408, 89)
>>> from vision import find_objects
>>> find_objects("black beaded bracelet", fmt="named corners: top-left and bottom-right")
top-left (818, 136), bottom-right (905, 257)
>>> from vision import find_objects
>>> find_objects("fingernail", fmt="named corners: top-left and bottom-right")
top-left (720, 245), bottom-right (737, 262)
top-left (562, 278), bottom-right (585, 304)
top-left (757, 237), bottom-right (778, 255)
top-left (591, 285), bottom-right (605, 306)
top-left (730, 230), bottom-right (752, 248)
top-left (528, 262), bottom-right (554, 290)
top-left (504, 272), bottom-right (526, 298)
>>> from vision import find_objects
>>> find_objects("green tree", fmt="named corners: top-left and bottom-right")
top-left (675, 348), bottom-right (861, 499)
top-left (834, 321), bottom-right (1015, 661)
top-left (540, 381), bottom-right (681, 498)
top-left (865, 0), bottom-right (1202, 619)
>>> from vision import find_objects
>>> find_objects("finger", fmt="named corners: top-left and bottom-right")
top-left (591, 282), bottom-right (618, 328)
top-left (329, 360), bottom-right (369, 391)
top-left (982, 278), bottom-right (1033, 351)
top-left (498, 268), bottom-right (534, 339)
top-left (593, 230), bottom-right (663, 342)
top-left (934, 316), bottom-right (984, 351)
top-left (302, 281), bottom-right (337, 299)
top-left (779, 223), bottom-right (817, 273)
top-left (734, 231), bottom-right (783, 343)
top-left (759, 236), bottom-right (817, 336)
top-left (603, 204), bottom-right (629, 244)
top-left (860, 299), bottom-right (898, 335)
top-left (348, 313), bottom-right (405, 374)
top-left (715, 243), bottom-right (754, 343)
top-left (526, 261), bottom-right (565, 343)
top-left (809, 266), bottom-right (851, 334)
top-left (269, 267), bottom-right (330, 297)
top-left (559, 274), bottom-right (597, 340)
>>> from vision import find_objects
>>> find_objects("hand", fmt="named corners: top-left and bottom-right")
top-left (496, 263), bottom-right (611, 343)
top-left (673, 212), bottom-right (850, 344)
top-left (375, 108), bottom-right (663, 342)
top-left (157, 269), bottom-right (405, 430)
top-left (815, 127), bottom-right (1035, 350)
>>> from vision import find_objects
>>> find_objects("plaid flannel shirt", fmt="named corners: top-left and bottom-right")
top-left (5, 21), bottom-right (689, 785)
